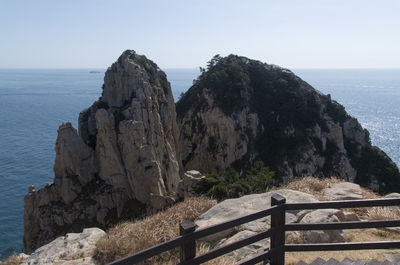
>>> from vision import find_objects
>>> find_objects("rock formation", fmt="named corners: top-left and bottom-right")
top-left (177, 54), bottom-right (400, 193)
top-left (195, 189), bottom-right (318, 241)
top-left (177, 170), bottom-right (206, 198)
top-left (322, 182), bottom-right (363, 201)
top-left (21, 228), bottom-right (105, 265)
top-left (298, 209), bottom-right (345, 243)
top-left (23, 50), bottom-right (181, 253)
top-left (23, 51), bottom-right (400, 254)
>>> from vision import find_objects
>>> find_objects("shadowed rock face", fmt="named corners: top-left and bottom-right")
top-left (23, 50), bottom-right (182, 253)
top-left (176, 54), bottom-right (400, 192)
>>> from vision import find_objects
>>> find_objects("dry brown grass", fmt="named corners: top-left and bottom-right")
top-left (94, 197), bottom-right (233, 265)
top-left (350, 185), bottom-right (381, 218)
top-left (270, 176), bottom-right (342, 200)
top-left (270, 176), bottom-right (396, 221)
top-left (272, 176), bottom-right (380, 201)
top-left (286, 228), bottom-right (400, 264)
top-left (273, 176), bottom-right (400, 263)
top-left (366, 206), bottom-right (400, 220)
top-left (0, 255), bottom-right (24, 265)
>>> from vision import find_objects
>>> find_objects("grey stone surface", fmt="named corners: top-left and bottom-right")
top-left (342, 211), bottom-right (360, 221)
top-left (325, 258), bottom-right (340, 265)
top-left (383, 253), bottom-right (400, 264)
top-left (310, 257), bottom-right (327, 265)
top-left (323, 182), bottom-right (363, 201)
top-left (366, 259), bottom-right (383, 265)
top-left (195, 189), bottom-right (318, 241)
top-left (216, 230), bottom-right (269, 261)
top-left (178, 170), bottom-right (205, 198)
top-left (22, 228), bottom-right (105, 265)
top-left (300, 209), bottom-right (346, 243)
top-left (384, 193), bottom-right (400, 198)
top-left (338, 258), bottom-right (355, 265)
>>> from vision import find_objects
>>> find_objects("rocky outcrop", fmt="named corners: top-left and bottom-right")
top-left (322, 182), bottom-right (363, 201)
top-left (299, 209), bottom-right (346, 243)
top-left (216, 230), bottom-right (270, 261)
top-left (195, 189), bottom-right (318, 241)
top-left (21, 228), bottom-right (105, 265)
top-left (23, 50), bottom-right (181, 253)
top-left (178, 170), bottom-right (205, 198)
top-left (176, 54), bottom-right (400, 192)
top-left (194, 189), bottom-right (352, 262)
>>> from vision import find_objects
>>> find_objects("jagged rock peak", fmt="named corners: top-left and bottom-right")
top-left (23, 50), bottom-right (182, 253)
top-left (78, 49), bottom-right (182, 205)
top-left (177, 54), bottom-right (400, 193)
top-left (102, 50), bottom-right (171, 108)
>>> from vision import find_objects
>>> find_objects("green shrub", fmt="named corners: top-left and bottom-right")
top-left (246, 160), bottom-right (275, 193)
top-left (198, 160), bottom-right (275, 200)
top-left (206, 185), bottom-right (227, 200)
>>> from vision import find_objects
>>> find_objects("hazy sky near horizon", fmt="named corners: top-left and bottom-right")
top-left (1, 0), bottom-right (399, 69)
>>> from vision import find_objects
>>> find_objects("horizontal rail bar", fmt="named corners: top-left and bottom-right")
top-left (108, 235), bottom-right (184, 265)
top-left (178, 227), bottom-right (280, 265)
top-left (190, 205), bottom-right (280, 240)
top-left (236, 248), bottom-right (274, 265)
top-left (286, 198), bottom-right (400, 211)
top-left (285, 219), bottom-right (400, 231)
top-left (285, 241), bottom-right (400, 252)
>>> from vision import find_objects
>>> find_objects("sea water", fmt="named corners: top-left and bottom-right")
top-left (0, 68), bottom-right (399, 259)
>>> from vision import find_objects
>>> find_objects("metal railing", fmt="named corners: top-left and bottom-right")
top-left (108, 194), bottom-right (400, 265)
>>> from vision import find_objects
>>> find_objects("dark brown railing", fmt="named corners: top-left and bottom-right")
top-left (108, 194), bottom-right (400, 265)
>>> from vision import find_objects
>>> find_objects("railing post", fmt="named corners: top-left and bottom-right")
top-left (270, 194), bottom-right (286, 265)
top-left (180, 221), bottom-right (196, 262)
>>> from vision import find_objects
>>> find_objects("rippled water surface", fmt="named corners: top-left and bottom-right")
top-left (0, 68), bottom-right (399, 259)
top-left (294, 69), bottom-right (400, 167)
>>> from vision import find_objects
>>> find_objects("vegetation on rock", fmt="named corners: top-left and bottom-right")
top-left (177, 54), bottom-right (400, 193)
top-left (197, 160), bottom-right (275, 200)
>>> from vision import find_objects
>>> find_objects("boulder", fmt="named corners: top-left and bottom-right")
top-left (300, 209), bottom-right (346, 243)
top-left (342, 211), bottom-right (360, 221)
top-left (22, 228), bottom-right (105, 265)
top-left (384, 193), bottom-right (400, 198)
top-left (195, 189), bottom-right (318, 241)
top-left (216, 230), bottom-right (270, 261)
top-left (178, 170), bottom-right (205, 198)
top-left (322, 182), bottom-right (362, 201)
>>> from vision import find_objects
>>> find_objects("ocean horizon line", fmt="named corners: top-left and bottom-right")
top-left (1, 67), bottom-right (400, 71)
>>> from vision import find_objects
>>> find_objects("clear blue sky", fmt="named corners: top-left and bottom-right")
top-left (1, 0), bottom-right (399, 69)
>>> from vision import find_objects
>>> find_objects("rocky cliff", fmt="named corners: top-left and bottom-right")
top-left (23, 50), bottom-right (182, 253)
top-left (177, 55), bottom-right (400, 192)
top-left (23, 51), bottom-right (400, 254)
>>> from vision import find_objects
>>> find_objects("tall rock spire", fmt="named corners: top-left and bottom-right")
top-left (23, 50), bottom-right (182, 253)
